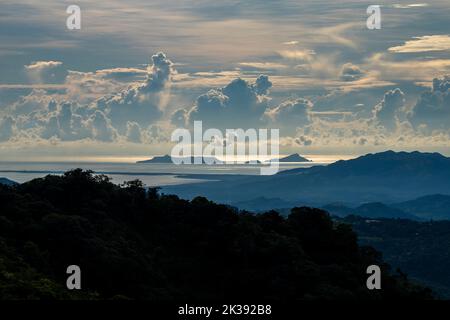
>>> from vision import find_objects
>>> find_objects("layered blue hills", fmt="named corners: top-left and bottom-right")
top-left (163, 150), bottom-right (450, 209)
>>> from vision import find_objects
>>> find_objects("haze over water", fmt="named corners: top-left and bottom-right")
top-left (0, 154), bottom-right (349, 186)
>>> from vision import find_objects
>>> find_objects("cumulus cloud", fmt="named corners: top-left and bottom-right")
top-left (433, 77), bottom-right (450, 92)
top-left (284, 110), bottom-right (450, 153)
top-left (25, 61), bottom-right (65, 84)
top-left (373, 88), bottom-right (406, 130)
top-left (340, 63), bottom-right (364, 81)
top-left (64, 70), bottom-right (128, 102)
top-left (99, 52), bottom-right (174, 133)
top-left (254, 75), bottom-right (272, 95)
top-left (295, 135), bottom-right (313, 146)
top-left (9, 89), bottom-right (54, 116)
top-left (87, 110), bottom-right (118, 142)
top-left (6, 90), bottom-right (107, 143)
top-left (409, 76), bottom-right (450, 130)
top-left (125, 121), bottom-right (143, 143)
top-left (264, 98), bottom-right (313, 135)
top-left (3, 52), bottom-right (175, 144)
top-left (183, 75), bottom-right (271, 129)
top-left (40, 102), bottom-right (92, 141)
top-left (290, 115), bottom-right (384, 151)
top-left (5, 51), bottom-right (450, 156)
top-left (143, 124), bottom-right (170, 144)
top-left (171, 108), bottom-right (188, 128)
top-left (275, 79), bottom-right (450, 153)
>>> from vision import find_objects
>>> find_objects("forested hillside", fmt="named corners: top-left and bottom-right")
top-left (343, 215), bottom-right (450, 298)
top-left (0, 170), bottom-right (433, 300)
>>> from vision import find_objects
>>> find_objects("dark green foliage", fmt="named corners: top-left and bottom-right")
top-left (343, 215), bottom-right (450, 298)
top-left (0, 170), bottom-right (433, 300)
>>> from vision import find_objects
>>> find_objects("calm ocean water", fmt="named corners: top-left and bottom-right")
top-left (0, 160), bottom-right (334, 187)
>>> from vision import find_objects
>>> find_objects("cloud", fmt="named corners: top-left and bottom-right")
top-left (64, 71), bottom-right (126, 103)
top-left (409, 76), bottom-right (450, 129)
top-left (277, 49), bottom-right (315, 61)
top-left (433, 77), bottom-right (450, 92)
top-left (0, 116), bottom-right (15, 142)
top-left (24, 61), bottom-right (63, 71)
top-left (366, 52), bottom-right (450, 82)
top-left (264, 98), bottom-right (313, 135)
top-left (254, 74), bottom-right (272, 95)
top-left (184, 75), bottom-right (271, 129)
top-left (295, 135), bottom-right (313, 146)
top-left (4, 52), bottom-right (175, 144)
top-left (238, 62), bottom-right (288, 70)
top-left (4, 45), bottom-right (450, 157)
top-left (171, 108), bottom-right (188, 127)
top-left (97, 52), bottom-right (175, 133)
top-left (87, 110), bottom-right (118, 142)
top-left (142, 124), bottom-right (171, 144)
top-left (24, 60), bottom-right (65, 84)
top-left (340, 63), bottom-right (364, 81)
top-left (276, 79), bottom-right (450, 153)
top-left (356, 137), bottom-right (368, 146)
top-left (40, 102), bottom-right (92, 141)
top-left (9, 89), bottom-right (55, 116)
top-left (373, 88), bottom-right (406, 130)
top-left (392, 3), bottom-right (429, 9)
top-left (125, 121), bottom-right (143, 143)
top-left (388, 35), bottom-right (450, 53)
top-left (95, 67), bottom-right (146, 81)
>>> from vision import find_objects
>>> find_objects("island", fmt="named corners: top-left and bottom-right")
top-left (265, 153), bottom-right (311, 163)
top-left (137, 155), bottom-right (222, 164)
top-left (244, 160), bottom-right (262, 164)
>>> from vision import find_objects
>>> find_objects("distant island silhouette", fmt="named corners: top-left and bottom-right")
top-left (137, 155), bottom-right (222, 164)
top-left (266, 153), bottom-right (311, 163)
top-left (137, 153), bottom-right (310, 164)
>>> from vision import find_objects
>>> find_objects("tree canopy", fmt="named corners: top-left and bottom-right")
top-left (0, 169), bottom-right (433, 300)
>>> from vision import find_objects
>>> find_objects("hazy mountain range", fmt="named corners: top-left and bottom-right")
top-left (232, 195), bottom-right (450, 221)
top-left (163, 150), bottom-right (450, 219)
top-left (3, 150), bottom-right (450, 220)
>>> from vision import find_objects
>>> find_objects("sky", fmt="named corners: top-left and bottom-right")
top-left (0, 0), bottom-right (450, 161)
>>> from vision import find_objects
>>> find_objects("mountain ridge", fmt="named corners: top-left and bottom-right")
top-left (162, 150), bottom-right (450, 207)
top-left (0, 177), bottom-right (18, 186)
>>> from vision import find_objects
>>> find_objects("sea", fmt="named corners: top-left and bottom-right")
top-left (0, 155), bottom-right (348, 187)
